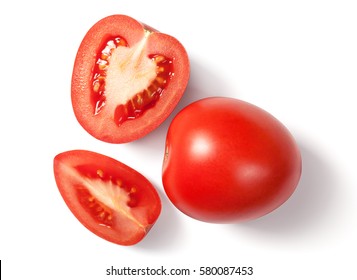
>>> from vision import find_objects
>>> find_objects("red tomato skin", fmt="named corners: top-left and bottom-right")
top-left (71, 15), bottom-right (190, 143)
top-left (54, 150), bottom-right (161, 245)
top-left (162, 97), bottom-right (302, 223)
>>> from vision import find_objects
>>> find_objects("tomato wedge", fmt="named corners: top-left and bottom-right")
top-left (71, 15), bottom-right (190, 143)
top-left (53, 150), bottom-right (161, 245)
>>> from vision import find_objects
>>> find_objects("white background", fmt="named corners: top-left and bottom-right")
top-left (1, 0), bottom-right (356, 279)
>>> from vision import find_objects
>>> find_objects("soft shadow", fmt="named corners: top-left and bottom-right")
top-left (133, 188), bottom-right (184, 251)
top-left (237, 141), bottom-right (338, 237)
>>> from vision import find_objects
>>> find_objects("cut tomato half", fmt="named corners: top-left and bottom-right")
top-left (53, 150), bottom-right (161, 245)
top-left (71, 15), bottom-right (190, 143)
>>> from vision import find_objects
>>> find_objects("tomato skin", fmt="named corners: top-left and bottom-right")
top-left (162, 97), bottom-right (302, 223)
top-left (71, 15), bottom-right (190, 143)
top-left (54, 150), bottom-right (161, 245)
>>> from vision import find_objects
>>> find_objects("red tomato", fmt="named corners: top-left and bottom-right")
top-left (53, 150), bottom-right (161, 245)
top-left (71, 15), bottom-right (190, 143)
top-left (162, 97), bottom-right (302, 223)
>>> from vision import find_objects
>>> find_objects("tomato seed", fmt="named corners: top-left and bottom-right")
top-left (96, 169), bottom-right (104, 178)
top-left (101, 53), bottom-right (109, 60)
top-left (154, 55), bottom-right (165, 63)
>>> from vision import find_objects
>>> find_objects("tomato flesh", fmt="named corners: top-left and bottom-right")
top-left (54, 150), bottom-right (161, 245)
top-left (92, 35), bottom-right (174, 126)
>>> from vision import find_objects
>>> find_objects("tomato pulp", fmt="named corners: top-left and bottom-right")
top-left (54, 150), bottom-right (161, 245)
top-left (71, 15), bottom-right (190, 143)
top-left (162, 97), bottom-right (302, 223)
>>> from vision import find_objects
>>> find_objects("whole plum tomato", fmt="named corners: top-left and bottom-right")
top-left (162, 97), bottom-right (302, 223)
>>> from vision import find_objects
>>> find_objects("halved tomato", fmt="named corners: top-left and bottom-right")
top-left (71, 15), bottom-right (190, 143)
top-left (53, 150), bottom-right (161, 245)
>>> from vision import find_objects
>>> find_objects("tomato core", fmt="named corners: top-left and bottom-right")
top-left (77, 187), bottom-right (114, 228)
top-left (75, 166), bottom-right (142, 229)
top-left (91, 36), bottom-right (173, 126)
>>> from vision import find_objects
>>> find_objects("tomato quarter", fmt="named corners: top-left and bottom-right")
top-left (162, 97), bottom-right (302, 223)
top-left (53, 150), bottom-right (161, 245)
top-left (71, 15), bottom-right (190, 143)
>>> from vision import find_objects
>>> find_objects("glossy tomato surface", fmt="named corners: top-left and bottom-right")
top-left (54, 150), bottom-right (161, 245)
top-left (162, 97), bottom-right (302, 223)
top-left (71, 15), bottom-right (190, 143)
